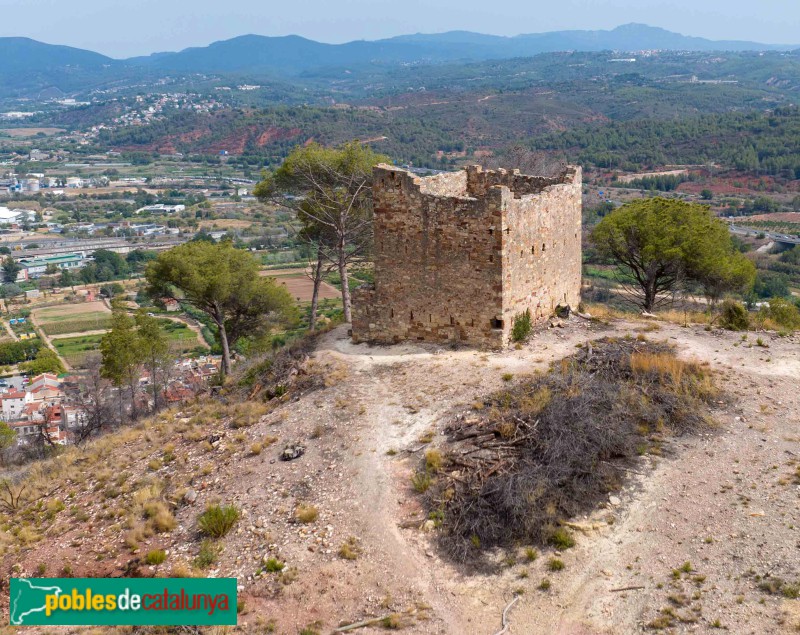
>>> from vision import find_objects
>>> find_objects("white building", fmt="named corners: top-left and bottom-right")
top-left (135, 204), bottom-right (186, 215)
top-left (1, 390), bottom-right (31, 421)
top-left (0, 207), bottom-right (36, 225)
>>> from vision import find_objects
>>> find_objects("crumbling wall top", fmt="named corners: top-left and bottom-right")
top-left (465, 164), bottom-right (580, 198)
top-left (373, 164), bottom-right (580, 202)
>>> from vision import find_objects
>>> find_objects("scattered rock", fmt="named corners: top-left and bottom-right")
top-left (280, 444), bottom-right (305, 461)
top-left (183, 489), bottom-right (198, 504)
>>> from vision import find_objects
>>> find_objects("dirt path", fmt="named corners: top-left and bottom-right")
top-left (252, 318), bottom-right (799, 634)
top-left (1, 319), bottom-right (17, 341)
top-left (28, 311), bottom-right (71, 372)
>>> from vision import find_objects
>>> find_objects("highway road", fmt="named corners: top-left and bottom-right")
top-left (729, 224), bottom-right (800, 246)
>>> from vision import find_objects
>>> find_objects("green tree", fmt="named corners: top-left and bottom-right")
top-left (1, 257), bottom-right (21, 283)
top-left (100, 306), bottom-right (143, 420)
top-left (256, 142), bottom-right (388, 325)
top-left (590, 198), bottom-right (755, 312)
top-left (145, 241), bottom-right (296, 375)
top-left (20, 347), bottom-right (66, 375)
top-left (0, 421), bottom-right (16, 465)
top-left (0, 283), bottom-right (23, 302)
top-left (134, 311), bottom-right (171, 412)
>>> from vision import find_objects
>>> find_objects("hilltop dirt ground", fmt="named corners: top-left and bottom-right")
top-left (3, 316), bottom-right (799, 635)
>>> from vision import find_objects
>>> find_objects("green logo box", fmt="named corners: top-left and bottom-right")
top-left (10, 578), bottom-right (237, 626)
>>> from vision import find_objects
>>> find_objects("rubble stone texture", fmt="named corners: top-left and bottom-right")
top-left (352, 163), bottom-right (582, 347)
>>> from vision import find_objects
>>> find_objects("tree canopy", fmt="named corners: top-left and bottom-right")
top-left (590, 198), bottom-right (755, 311)
top-left (145, 240), bottom-right (296, 374)
top-left (255, 142), bottom-right (388, 325)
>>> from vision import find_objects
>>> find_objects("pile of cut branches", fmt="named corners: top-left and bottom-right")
top-left (423, 337), bottom-right (718, 563)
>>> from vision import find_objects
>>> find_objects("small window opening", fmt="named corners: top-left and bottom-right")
top-left (450, 316), bottom-right (455, 326)
top-left (410, 311), bottom-right (414, 321)
top-left (489, 254), bottom-right (494, 263)
top-left (542, 243), bottom-right (546, 252)
top-left (531, 245), bottom-right (536, 255)
top-left (390, 308), bottom-right (394, 318)
top-left (491, 317), bottom-right (504, 329)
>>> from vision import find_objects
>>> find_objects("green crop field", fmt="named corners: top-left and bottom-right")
top-left (51, 334), bottom-right (104, 367)
top-left (40, 316), bottom-right (112, 336)
top-left (160, 320), bottom-right (201, 350)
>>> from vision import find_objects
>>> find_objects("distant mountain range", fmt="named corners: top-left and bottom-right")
top-left (0, 23), bottom-right (797, 96)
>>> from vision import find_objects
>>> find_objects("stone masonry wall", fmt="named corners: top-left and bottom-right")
top-left (351, 164), bottom-right (582, 347)
top-left (500, 166), bottom-right (583, 328)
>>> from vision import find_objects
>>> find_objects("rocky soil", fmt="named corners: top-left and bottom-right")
top-left (3, 316), bottom-right (799, 635)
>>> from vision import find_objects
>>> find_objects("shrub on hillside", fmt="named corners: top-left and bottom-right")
top-left (511, 309), bottom-right (532, 342)
top-left (757, 297), bottom-right (800, 330)
top-left (197, 504), bottom-right (239, 538)
top-left (719, 299), bottom-right (749, 331)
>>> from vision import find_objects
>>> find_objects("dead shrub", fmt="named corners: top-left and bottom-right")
top-left (426, 338), bottom-right (718, 563)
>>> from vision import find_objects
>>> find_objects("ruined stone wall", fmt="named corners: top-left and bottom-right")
top-left (465, 165), bottom-right (567, 198)
top-left (351, 164), bottom-right (582, 348)
top-left (500, 167), bottom-right (583, 331)
top-left (352, 166), bottom-right (505, 346)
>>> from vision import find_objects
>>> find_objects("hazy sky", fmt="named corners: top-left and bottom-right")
top-left (2, 0), bottom-right (796, 58)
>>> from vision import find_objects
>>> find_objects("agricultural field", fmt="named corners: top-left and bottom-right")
top-left (261, 269), bottom-right (340, 303)
top-left (51, 319), bottom-right (203, 368)
top-left (160, 319), bottom-right (206, 352)
top-left (51, 333), bottom-right (102, 367)
top-left (33, 302), bottom-right (112, 336)
top-left (0, 127), bottom-right (65, 137)
top-left (737, 212), bottom-right (800, 236)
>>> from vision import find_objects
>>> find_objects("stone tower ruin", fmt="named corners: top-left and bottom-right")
top-left (351, 163), bottom-right (582, 347)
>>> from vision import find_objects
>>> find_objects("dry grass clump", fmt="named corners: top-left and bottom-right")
top-left (143, 501), bottom-right (176, 533)
top-left (229, 401), bottom-right (270, 428)
top-left (426, 337), bottom-right (718, 562)
top-left (294, 504), bottom-right (319, 524)
top-left (657, 309), bottom-right (711, 326)
top-left (338, 536), bottom-right (362, 560)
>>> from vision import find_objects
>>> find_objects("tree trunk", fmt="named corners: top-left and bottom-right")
top-left (643, 280), bottom-right (657, 313)
top-left (338, 237), bottom-right (352, 323)
top-left (309, 249), bottom-right (324, 332)
top-left (128, 375), bottom-right (139, 421)
top-left (218, 320), bottom-right (232, 376)
top-left (149, 360), bottom-right (160, 413)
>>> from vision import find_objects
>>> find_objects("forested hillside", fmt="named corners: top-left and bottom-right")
top-left (531, 106), bottom-right (800, 173)
top-left (97, 100), bottom-right (800, 174)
